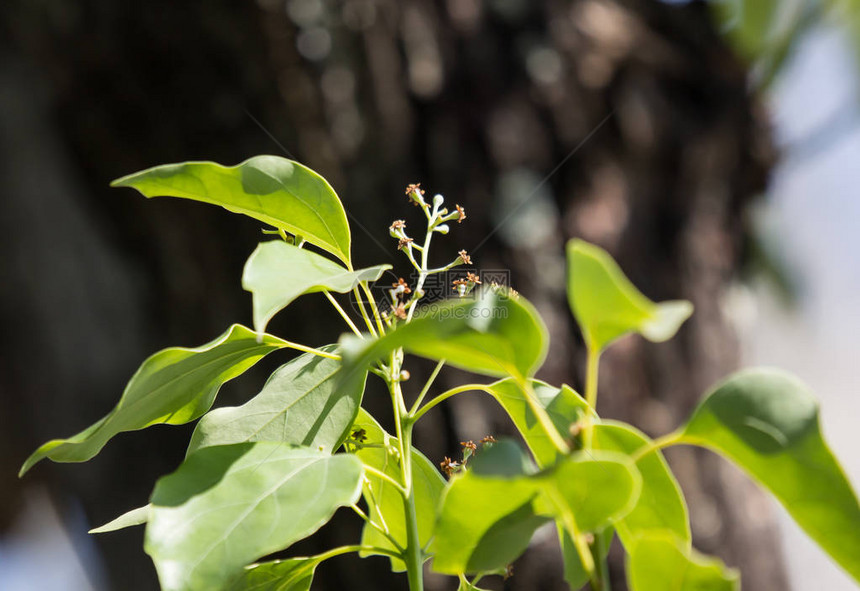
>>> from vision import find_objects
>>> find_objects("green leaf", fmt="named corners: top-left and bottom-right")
top-left (145, 443), bottom-right (362, 591)
top-left (20, 325), bottom-right (285, 476)
top-left (341, 290), bottom-right (548, 381)
top-left (678, 368), bottom-right (860, 582)
top-left (546, 451), bottom-right (641, 533)
top-left (627, 535), bottom-right (739, 591)
top-left (558, 525), bottom-right (612, 591)
top-left (187, 347), bottom-right (366, 455)
top-left (227, 557), bottom-right (321, 591)
top-left (566, 239), bottom-right (692, 352)
top-left (89, 504), bottom-right (150, 534)
top-left (350, 409), bottom-right (445, 571)
top-left (431, 440), bottom-right (550, 575)
top-left (484, 380), bottom-right (683, 589)
top-left (485, 378), bottom-right (589, 467)
top-left (432, 441), bottom-right (640, 576)
top-left (537, 452), bottom-right (639, 590)
top-left (594, 421), bottom-right (690, 547)
top-left (484, 378), bottom-right (687, 554)
top-left (486, 378), bottom-right (609, 590)
top-left (243, 241), bottom-right (389, 333)
top-left (112, 156), bottom-right (352, 265)
top-left (485, 380), bottom-right (687, 544)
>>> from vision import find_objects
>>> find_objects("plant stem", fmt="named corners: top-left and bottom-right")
top-left (585, 346), bottom-right (600, 411)
top-left (401, 420), bottom-right (424, 591)
top-left (577, 346), bottom-right (609, 588)
top-left (388, 355), bottom-right (424, 591)
top-left (388, 203), bottom-right (454, 590)
top-left (591, 530), bottom-right (610, 591)
top-left (582, 347), bottom-right (601, 450)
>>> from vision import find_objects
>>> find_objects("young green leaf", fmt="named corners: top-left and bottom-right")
top-left (187, 346), bottom-right (366, 455)
top-left (350, 409), bottom-right (445, 571)
top-left (431, 440), bottom-right (550, 575)
top-left (566, 239), bottom-right (692, 352)
top-left (432, 440), bottom-right (640, 576)
top-left (595, 421), bottom-right (690, 547)
top-left (677, 368), bottom-right (860, 583)
top-left (484, 380), bottom-right (689, 547)
top-left (20, 325), bottom-right (285, 476)
top-left (485, 379), bottom-right (613, 591)
top-left (89, 504), bottom-right (150, 534)
top-left (485, 379), bottom-right (589, 467)
top-left (227, 557), bottom-right (321, 591)
top-left (243, 241), bottom-right (389, 333)
top-left (340, 290), bottom-right (548, 381)
top-left (545, 451), bottom-right (641, 534)
top-left (558, 526), bottom-right (613, 591)
top-left (145, 442), bottom-right (363, 591)
top-left (111, 156), bottom-right (352, 265)
top-left (627, 535), bottom-right (739, 591)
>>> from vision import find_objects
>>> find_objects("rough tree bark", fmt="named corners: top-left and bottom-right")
top-left (0, 1), bottom-right (784, 589)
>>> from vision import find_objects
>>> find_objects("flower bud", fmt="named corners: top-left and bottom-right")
top-left (405, 183), bottom-right (426, 208)
top-left (434, 224), bottom-right (450, 234)
top-left (433, 194), bottom-right (445, 207)
top-left (389, 219), bottom-right (406, 238)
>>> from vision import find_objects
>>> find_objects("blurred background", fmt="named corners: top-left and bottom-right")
top-left (1, 0), bottom-right (858, 589)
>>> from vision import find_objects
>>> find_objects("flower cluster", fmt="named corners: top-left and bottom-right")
top-left (440, 436), bottom-right (496, 478)
top-left (385, 184), bottom-right (476, 324)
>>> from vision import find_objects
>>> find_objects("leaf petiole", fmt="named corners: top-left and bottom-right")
top-left (349, 504), bottom-right (405, 553)
top-left (581, 347), bottom-right (601, 449)
top-left (363, 465), bottom-right (409, 498)
top-left (324, 291), bottom-right (364, 337)
top-left (359, 281), bottom-right (387, 335)
top-left (281, 340), bottom-right (341, 361)
top-left (408, 359), bottom-right (446, 415)
top-left (630, 430), bottom-right (684, 463)
top-left (409, 384), bottom-right (494, 423)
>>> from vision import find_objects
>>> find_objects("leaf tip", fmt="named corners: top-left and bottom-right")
top-left (18, 452), bottom-right (40, 478)
top-left (567, 237), bottom-right (591, 253)
top-left (109, 173), bottom-right (135, 189)
top-left (641, 299), bottom-right (694, 342)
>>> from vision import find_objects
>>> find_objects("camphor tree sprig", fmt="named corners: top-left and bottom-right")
top-left (19, 155), bottom-right (860, 591)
